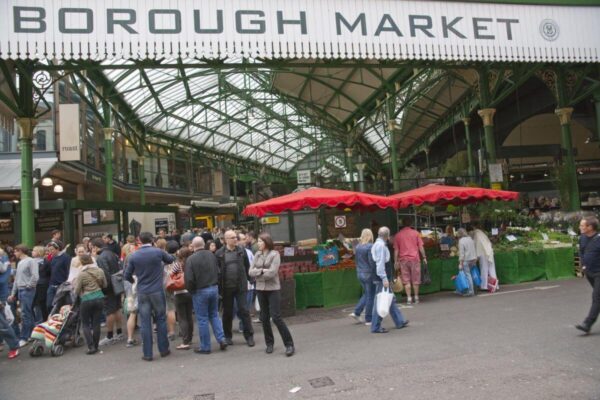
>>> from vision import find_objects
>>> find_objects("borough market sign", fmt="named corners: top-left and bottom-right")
top-left (1, 0), bottom-right (599, 62)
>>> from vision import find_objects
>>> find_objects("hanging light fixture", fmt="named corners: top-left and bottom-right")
top-left (41, 177), bottom-right (53, 187)
top-left (53, 184), bottom-right (64, 193)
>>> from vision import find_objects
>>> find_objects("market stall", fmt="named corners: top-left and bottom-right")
top-left (390, 184), bottom-right (575, 294)
top-left (243, 187), bottom-right (398, 310)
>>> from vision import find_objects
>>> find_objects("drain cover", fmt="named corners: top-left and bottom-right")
top-left (194, 394), bottom-right (215, 400)
top-left (309, 377), bottom-right (335, 388)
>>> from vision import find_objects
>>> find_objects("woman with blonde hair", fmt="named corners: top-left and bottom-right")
top-left (349, 228), bottom-right (376, 325)
top-left (67, 244), bottom-right (89, 283)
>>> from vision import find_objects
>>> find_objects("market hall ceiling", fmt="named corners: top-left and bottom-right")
top-left (0, 0), bottom-right (599, 178)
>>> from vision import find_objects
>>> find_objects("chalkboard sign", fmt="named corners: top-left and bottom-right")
top-left (155, 218), bottom-right (169, 234)
top-left (35, 213), bottom-right (63, 232)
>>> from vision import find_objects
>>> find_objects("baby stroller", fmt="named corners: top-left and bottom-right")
top-left (30, 282), bottom-right (84, 357)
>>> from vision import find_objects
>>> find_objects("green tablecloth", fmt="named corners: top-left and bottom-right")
top-left (293, 247), bottom-right (574, 309)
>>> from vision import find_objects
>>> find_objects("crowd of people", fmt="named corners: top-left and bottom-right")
top-left (1, 215), bottom-right (598, 361)
top-left (0, 227), bottom-right (294, 360)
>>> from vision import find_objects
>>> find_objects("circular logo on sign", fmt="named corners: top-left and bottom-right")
top-left (539, 19), bottom-right (559, 41)
top-left (334, 216), bottom-right (346, 228)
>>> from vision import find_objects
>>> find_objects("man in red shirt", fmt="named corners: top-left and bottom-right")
top-left (394, 218), bottom-right (427, 305)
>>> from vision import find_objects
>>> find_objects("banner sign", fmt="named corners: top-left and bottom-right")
top-left (1, 1), bottom-right (598, 62)
top-left (297, 170), bottom-right (311, 185)
top-left (58, 104), bottom-right (80, 161)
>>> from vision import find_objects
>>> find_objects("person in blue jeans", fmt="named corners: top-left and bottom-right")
top-left (125, 232), bottom-right (175, 361)
top-left (350, 229), bottom-right (376, 325)
top-left (370, 227), bottom-right (409, 333)
top-left (185, 237), bottom-right (227, 353)
top-left (0, 302), bottom-right (20, 359)
top-left (457, 228), bottom-right (477, 297)
top-left (8, 245), bottom-right (39, 347)
top-left (0, 249), bottom-right (11, 350)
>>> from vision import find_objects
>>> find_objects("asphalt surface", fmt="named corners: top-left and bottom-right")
top-left (1, 278), bottom-right (599, 400)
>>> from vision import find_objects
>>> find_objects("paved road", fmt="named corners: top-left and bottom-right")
top-left (1, 278), bottom-right (599, 400)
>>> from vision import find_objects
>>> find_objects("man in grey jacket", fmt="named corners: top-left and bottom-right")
top-left (8, 244), bottom-right (38, 347)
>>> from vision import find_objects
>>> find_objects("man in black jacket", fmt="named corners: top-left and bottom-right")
top-left (576, 216), bottom-right (600, 334)
top-left (215, 230), bottom-right (254, 347)
top-left (92, 238), bottom-right (123, 345)
top-left (185, 237), bottom-right (227, 353)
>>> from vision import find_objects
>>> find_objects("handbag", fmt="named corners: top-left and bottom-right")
top-left (453, 270), bottom-right (469, 293)
top-left (111, 271), bottom-right (125, 296)
top-left (421, 261), bottom-right (432, 285)
top-left (487, 276), bottom-right (499, 293)
top-left (376, 288), bottom-right (394, 318)
top-left (392, 279), bottom-right (404, 293)
top-left (166, 271), bottom-right (185, 292)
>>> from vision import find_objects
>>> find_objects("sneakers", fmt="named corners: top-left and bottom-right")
top-left (18, 340), bottom-right (28, 348)
top-left (414, 297), bottom-right (420, 304)
top-left (98, 337), bottom-right (114, 346)
top-left (349, 313), bottom-right (361, 323)
top-left (365, 322), bottom-right (372, 326)
top-left (7, 349), bottom-right (19, 359)
top-left (126, 339), bottom-right (138, 348)
top-left (575, 323), bottom-right (591, 334)
top-left (168, 334), bottom-right (176, 341)
top-left (406, 299), bottom-right (412, 305)
top-left (113, 333), bottom-right (124, 342)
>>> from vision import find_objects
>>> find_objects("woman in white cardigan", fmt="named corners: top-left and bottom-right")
top-left (470, 225), bottom-right (498, 291)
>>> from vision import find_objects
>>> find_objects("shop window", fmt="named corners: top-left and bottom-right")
top-left (34, 129), bottom-right (47, 151)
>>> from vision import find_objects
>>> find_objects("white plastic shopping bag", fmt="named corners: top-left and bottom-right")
top-left (254, 296), bottom-right (261, 313)
top-left (4, 304), bottom-right (14, 325)
top-left (376, 287), bottom-right (394, 318)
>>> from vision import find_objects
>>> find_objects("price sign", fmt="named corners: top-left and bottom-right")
top-left (334, 215), bottom-right (347, 229)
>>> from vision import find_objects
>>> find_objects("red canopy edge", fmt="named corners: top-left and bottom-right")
top-left (390, 184), bottom-right (519, 208)
top-left (242, 187), bottom-right (397, 218)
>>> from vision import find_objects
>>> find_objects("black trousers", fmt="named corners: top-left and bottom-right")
top-left (584, 270), bottom-right (600, 327)
top-left (80, 298), bottom-right (104, 350)
top-left (256, 290), bottom-right (293, 347)
top-left (222, 288), bottom-right (253, 340)
top-left (34, 284), bottom-right (49, 322)
top-left (175, 293), bottom-right (194, 345)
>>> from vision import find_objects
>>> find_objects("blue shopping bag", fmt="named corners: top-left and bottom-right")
top-left (470, 266), bottom-right (482, 287)
top-left (454, 270), bottom-right (469, 293)
top-left (317, 247), bottom-right (339, 267)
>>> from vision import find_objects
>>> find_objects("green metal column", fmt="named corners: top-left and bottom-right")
top-left (462, 117), bottom-right (476, 179)
top-left (287, 210), bottom-right (296, 243)
top-left (103, 128), bottom-right (114, 201)
top-left (594, 90), bottom-right (600, 142)
top-left (345, 147), bottom-right (354, 190)
top-left (138, 155), bottom-right (146, 205)
top-left (17, 117), bottom-right (36, 246)
top-left (477, 69), bottom-right (497, 165)
top-left (424, 149), bottom-right (430, 173)
top-left (555, 107), bottom-right (580, 210)
top-left (356, 159), bottom-right (366, 192)
top-left (387, 95), bottom-right (400, 192)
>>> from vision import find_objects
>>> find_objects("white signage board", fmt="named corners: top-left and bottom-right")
top-left (58, 104), bottom-right (81, 161)
top-left (1, 1), bottom-right (599, 62)
top-left (334, 215), bottom-right (346, 228)
top-left (297, 170), bottom-right (312, 185)
top-left (489, 163), bottom-right (504, 183)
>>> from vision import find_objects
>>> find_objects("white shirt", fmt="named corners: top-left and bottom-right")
top-left (458, 236), bottom-right (478, 263)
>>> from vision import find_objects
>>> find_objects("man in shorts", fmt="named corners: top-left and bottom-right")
top-left (394, 218), bottom-right (427, 305)
top-left (92, 238), bottom-right (124, 345)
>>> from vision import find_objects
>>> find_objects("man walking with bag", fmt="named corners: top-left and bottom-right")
top-left (92, 238), bottom-right (123, 345)
top-left (371, 227), bottom-right (409, 334)
top-left (576, 216), bottom-right (600, 334)
top-left (125, 232), bottom-right (175, 361)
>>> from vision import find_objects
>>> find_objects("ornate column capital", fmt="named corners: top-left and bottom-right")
top-left (555, 107), bottom-right (574, 126)
top-left (462, 117), bottom-right (471, 126)
top-left (477, 108), bottom-right (496, 127)
top-left (345, 147), bottom-right (353, 158)
top-left (138, 155), bottom-right (145, 165)
top-left (16, 118), bottom-right (37, 140)
top-left (355, 162), bottom-right (366, 172)
top-left (103, 127), bottom-right (114, 141)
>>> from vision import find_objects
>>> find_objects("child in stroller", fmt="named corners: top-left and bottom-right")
top-left (29, 282), bottom-right (83, 357)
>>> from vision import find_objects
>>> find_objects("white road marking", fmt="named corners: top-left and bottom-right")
top-left (478, 285), bottom-right (560, 297)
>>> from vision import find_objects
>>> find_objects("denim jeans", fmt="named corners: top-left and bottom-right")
top-left (354, 273), bottom-right (375, 323)
top-left (138, 291), bottom-right (169, 358)
top-left (9, 301), bottom-right (20, 338)
top-left (192, 285), bottom-right (225, 352)
top-left (462, 262), bottom-right (475, 296)
top-left (17, 288), bottom-right (36, 341)
top-left (371, 282), bottom-right (406, 332)
top-left (0, 306), bottom-right (19, 350)
top-left (46, 284), bottom-right (59, 313)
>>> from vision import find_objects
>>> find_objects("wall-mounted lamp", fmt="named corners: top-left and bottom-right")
top-left (53, 184), bottom-right (64, 193)
top-left (41, 177), bottom-right (53, 187)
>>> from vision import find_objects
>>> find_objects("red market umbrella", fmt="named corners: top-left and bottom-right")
top-left (242, 187), bottom-right (397, 218)
top-left (390, 184), bottom-right (519, 208)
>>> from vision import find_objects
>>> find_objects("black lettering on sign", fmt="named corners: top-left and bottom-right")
top-left (335, 13), bottom-right (367, 36)
top-left (194, 10), bottom-right (224, 34)
top-left (14, 6), bottom-right (46, 33)
top-left (59, 8), bottom-right (94, 34)
top-left (107, 9), bottom-right (138, 34)
top-left (149, 10), bottom-right (182, 34)
top-left (235, 10), bottom-right (266, 34)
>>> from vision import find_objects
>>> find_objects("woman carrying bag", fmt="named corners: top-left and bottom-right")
top-left (248, 233), bottom-right (295, 357)
top-left (73, 254), bottom-right (107, 354)
top-left (168, 247), bottom-right (194, 350)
